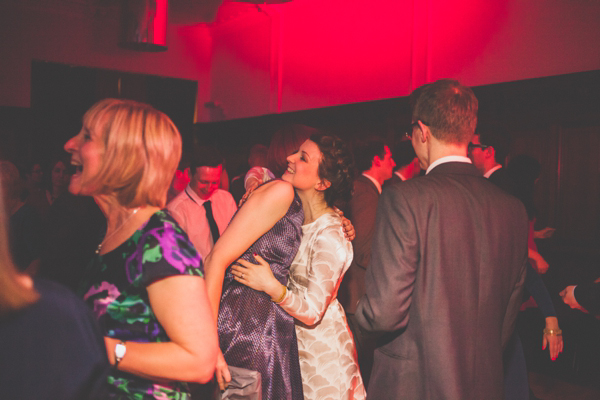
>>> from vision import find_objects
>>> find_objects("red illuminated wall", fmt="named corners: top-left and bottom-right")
top-left (1, 0), bottom-right (600, 122)
top-left (193, 0), bottom-right (600, 121)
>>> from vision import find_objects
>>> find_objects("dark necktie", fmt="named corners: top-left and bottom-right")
top-left (203, 200), bottom-right (220, 244)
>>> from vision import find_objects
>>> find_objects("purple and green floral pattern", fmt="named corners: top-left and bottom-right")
top-left (81, 210), bottom-right (202, 399)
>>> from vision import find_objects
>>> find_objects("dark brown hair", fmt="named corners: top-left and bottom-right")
top-left (268, 125), bottom-right (316, 177)
top-left (310, 133), bottom-right (356, 208)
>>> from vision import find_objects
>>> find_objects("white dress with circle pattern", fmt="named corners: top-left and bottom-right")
top-left (278, 212), bottom-right (366, 400)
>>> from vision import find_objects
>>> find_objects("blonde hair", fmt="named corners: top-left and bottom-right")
top-left (0, 173), bottom-right (39, 316)
top-left (83, 99), bottom-right (182, 208)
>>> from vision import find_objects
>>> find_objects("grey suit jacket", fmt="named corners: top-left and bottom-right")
top-left (356, 162), bottom-right (529, 400)
top-left (339, 174), bottom-right (380, 314)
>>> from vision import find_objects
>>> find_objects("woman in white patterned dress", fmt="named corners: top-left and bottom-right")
top-left (232, 133), bottom-right (366, 400)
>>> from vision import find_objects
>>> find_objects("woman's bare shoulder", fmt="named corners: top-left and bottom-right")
top-left (251, 179), bottom-right (294, 203)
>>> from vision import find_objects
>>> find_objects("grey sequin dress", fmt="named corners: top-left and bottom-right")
top-left (217, 187), bottom-right (304, 400)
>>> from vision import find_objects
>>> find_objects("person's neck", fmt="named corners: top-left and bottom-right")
top-left (363, 169), bottom-right (384, 187)
top-left (94, 194), bottom-right (160, 254)
top-left (296, 190), bottom-right (332, 225)
top-left (425, 141), bottom-right (468, 170)
top-left (51, 185), bottom-right (65, 200)
top-left (396, 164), bottom-right (417, 180)
top-left (484, 162), bottom-right (502, 175)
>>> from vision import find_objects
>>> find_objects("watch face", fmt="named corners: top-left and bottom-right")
top-left (115, 343), bottom-right (126, 359)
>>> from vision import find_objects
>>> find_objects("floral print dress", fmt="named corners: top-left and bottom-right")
top-left (80, 210), bottom-right (203, 399)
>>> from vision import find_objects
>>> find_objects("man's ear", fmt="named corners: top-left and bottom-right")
top-left (316, 179), bottom-right (331, 191)
top-left (372, 155), bottom-right (382, 168)
top-left (486, 146), bottom-right (496, 160)
top-left (417, 120), bottom-right (430, 143)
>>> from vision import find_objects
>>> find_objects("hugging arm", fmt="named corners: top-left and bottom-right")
top-left (203, 180), bottom-right (295, 322)
top-left (277, 225), bottom-right (349, 325)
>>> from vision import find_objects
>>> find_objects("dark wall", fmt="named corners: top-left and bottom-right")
top-left (28, 61), bottom-right (198, 167)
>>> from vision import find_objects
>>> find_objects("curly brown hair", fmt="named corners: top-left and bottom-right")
top-left (309, 133), bottom-right (356, 208)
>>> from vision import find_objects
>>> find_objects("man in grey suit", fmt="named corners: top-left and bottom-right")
top-left (355, 79), bottom-right (529, 400)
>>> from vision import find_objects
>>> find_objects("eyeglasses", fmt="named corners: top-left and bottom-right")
top-left (405, 121), bottom-right (425, 140)
top-left (467, 143), bottom-right (490, 152)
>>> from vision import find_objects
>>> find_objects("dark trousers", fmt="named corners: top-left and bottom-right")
top-left (346, 312), bottom-right (377, 389)
top-left (503, 332), bottom-right (529, 400)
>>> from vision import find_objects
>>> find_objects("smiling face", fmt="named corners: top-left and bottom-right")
top-left (282, 139), bottom-right (323, 192)
top-left (63, 122), bottom-right (104, 197)
top-left (191, 165), bottom-right (222, 200)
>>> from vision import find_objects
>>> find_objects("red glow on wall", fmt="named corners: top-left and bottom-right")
top-left (154, 0), bottom-right (168, 46)
top-left (428, 2), bottom-right (509, 81)
top-left (174, 0), bottom-right (600, 120)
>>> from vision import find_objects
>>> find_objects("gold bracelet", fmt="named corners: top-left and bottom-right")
top-left (543, 328), bottom-right (562, 336)
top-left (272, 285), bottom-right (287, 303)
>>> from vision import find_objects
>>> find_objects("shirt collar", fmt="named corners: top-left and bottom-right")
top-left (362, 172), bottom-right (382, 194)
top-left (484, 164), bottom-right (502, 179)
top-left (185, 184), bottom-right (207, 205)
top-left (394, 170), bottom-right (406, 181)
top-left (426, 156), bottom-right (472, 175)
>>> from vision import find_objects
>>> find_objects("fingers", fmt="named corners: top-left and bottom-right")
top-left (217, 375), bottom-right (227, 391)
top-left (542, 335), bottom-right (547, 350)
top-left (253, 254), bottom-right (267, 264)
top-left (215, 352), bottom-right (231, 390)
top-left (231, 266), bottom-right (248, 282)
top-left (560, 339), bottom-right (564, 354)
top-left (544, 336), bottom-right (564, 361)
top-left (222, 365), bottom-right (232, 386)
top-left (550, 340), bottom-right (560, 360)
top-left (235, 259), bottom-right (254, 268)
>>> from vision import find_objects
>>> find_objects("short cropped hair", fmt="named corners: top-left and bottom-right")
top-left (412, 79), bottom-right (478, 144)
top-left (353, 137), bottom-right (386, 173)
top-left (477, 126), bottom-right (509, 165)
top-left (190, 146), bottom-right (224, 172)
top-left (83, 98), bottom-right (181, 208)
top-left (310, 133), bottom-right (356, 208)
top-left (268, 125), bottom-right (316, 178)
top-left (392, 140), bottom-right (417, 169)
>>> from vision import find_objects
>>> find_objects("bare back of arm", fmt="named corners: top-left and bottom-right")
top-left (203, 180), bottom-right (295, 321)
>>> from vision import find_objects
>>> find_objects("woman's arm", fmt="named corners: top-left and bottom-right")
top-left (104, 275), bottom-right (218, 383)
top-left (203, 180), bottom-right (295, 321)
top-left (528, 248), bottom-right (549, 274)
top-left (524, 262), bottom-right (563, 360)
top-left (233, 222), bottom-right (350, 326)
top-left (278, 225), bottom-right (349, 325)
